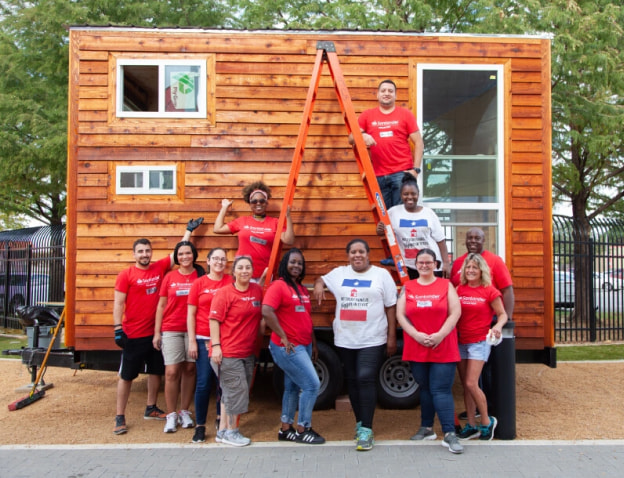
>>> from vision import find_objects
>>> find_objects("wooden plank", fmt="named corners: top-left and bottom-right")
top-left (79, 87), bottom-right (108, 99)
top-left (77, 134), bottom-right (192, 147)
top-left (79, 98), bottom-right (108, 111)
top-left (79, 73), bottom-right (107, 86)
top-left (79, 61), bottom-right (108, 74)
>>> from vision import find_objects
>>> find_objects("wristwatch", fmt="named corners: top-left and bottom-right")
top-left (413, 168), bottom-right (421, 174)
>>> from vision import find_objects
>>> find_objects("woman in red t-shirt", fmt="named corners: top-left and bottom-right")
top-left (263, 248), bottom-right (325, 445)
top-left (455, 253), bottom-right (508, 441)
top-left (209, 256), bottom-right (263, 447)
top-left (213, 181), bottom-right (295, 281)
top-left (396, 248), bottom-right (463, 454)
top-left (187, 247), bottom-right (231, 443)
top-left (153, 241), bottom-right (204, 434)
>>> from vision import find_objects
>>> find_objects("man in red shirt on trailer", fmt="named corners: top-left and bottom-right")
top-left (112, 217), bottom-right (203, 435)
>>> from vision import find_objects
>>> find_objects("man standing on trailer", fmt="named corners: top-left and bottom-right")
top-left (112, 217), bottom-right (203, 435)
top-left (349, 79), bottom-right (424, 211)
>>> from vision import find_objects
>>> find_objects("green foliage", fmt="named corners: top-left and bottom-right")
top-left (557, 344), bottom-right (624, 361)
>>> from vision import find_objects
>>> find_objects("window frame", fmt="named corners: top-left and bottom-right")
top-left (413, 61), bottom-right (508, 258)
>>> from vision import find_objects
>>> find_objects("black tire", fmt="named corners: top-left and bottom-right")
top-left (271, 341), bottom-right (343, 411)
top-left (377, 352), bottom-right (420, 409)
top-left (602, 282), bottom-right (613, 291)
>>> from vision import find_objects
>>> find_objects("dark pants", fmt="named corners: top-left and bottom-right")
top-left (337, 344), bottom-right (386, 429)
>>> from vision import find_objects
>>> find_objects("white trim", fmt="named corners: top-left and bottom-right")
top-left (116, 59), bottom-right (206, 118)
top-left (115, 165), bottom-right (177, 195)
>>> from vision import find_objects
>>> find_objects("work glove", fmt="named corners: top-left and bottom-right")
top-left (186, 217), bottom-right (204, 232)
top-left (114, 328), bottom-right (128, 349)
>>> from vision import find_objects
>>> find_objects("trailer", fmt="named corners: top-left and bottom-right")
top-left (60, 27), bottom-right (554, 408)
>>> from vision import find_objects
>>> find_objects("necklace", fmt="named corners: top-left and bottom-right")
top-left (253, 214), bottom-right (266, 220)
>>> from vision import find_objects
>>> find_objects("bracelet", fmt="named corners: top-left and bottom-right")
top-left (114, 324), bottom-right (122, 328)
top-left (212, 343), bottom-right (220, 347)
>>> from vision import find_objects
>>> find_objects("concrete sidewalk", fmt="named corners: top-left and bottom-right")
top-left (1, 440), bottom-right (622, 478)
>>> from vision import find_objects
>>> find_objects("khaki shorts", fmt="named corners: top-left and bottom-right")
top-left (211, 356), bottom-right (255, 415)
top-left (161, 332), bottom-right (195, 366)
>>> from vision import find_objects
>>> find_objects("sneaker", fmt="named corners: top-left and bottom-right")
top-left (458, 410), bottom-right (480, 420)
top-left (144, 405), bottom-right (166, 420)
top-left (215, 429), bottom-right (225, 443)
top-left (442, 432), bottom-right (464, 454)
top-left (191, 426), bottom-right (206, 443)
top-left (457, 424), bottom-right (481, 440)
top-left (164, 412), bottom-right (178, 433)
top-left (479, 416), bottom-right (497, 441)
top-left (178, 409), bottom-right (194, 429)
top-left (354, 421), bottom-right (362, 441)
top-left (410, 426), bottom-right (437, 441)
top-left (295, 427), bottom-right (325, 445)
top-left (380, 257), bottom-right (395, 266)
top-left (356, 426), bottom-right (374, 451)
top-left (221, 429), bottom-right (251, 447)
top-left (278, 426), bottom-right (298, 442)
top-left (113, 415), bottom-right (127, 435)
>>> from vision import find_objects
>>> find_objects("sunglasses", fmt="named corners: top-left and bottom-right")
top-left (250, 199), bottom-right (267, 205)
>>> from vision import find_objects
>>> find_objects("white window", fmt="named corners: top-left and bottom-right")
top-left (417, 64), bottom-right (506, 259)
top-left (116, 59), bottom-right (206, 118)
top-left (116, 165), bottom-right (177, 195)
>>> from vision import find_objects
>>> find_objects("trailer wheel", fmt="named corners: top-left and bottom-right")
top-left (377, 352), bottom-right (420, 409)
top-left (271, 341), bottom-right (343, 410)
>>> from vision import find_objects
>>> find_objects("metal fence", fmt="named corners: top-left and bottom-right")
top-left (0, 226), bottom-right (65, 330)
top-left (553, 215), bottom-right (624, 343)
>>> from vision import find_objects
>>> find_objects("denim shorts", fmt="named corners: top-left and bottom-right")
top-left (459, 340), bottom-right (491, 362)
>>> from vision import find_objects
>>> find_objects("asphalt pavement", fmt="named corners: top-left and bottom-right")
top-left (1, 439), bottom-right (622, 478)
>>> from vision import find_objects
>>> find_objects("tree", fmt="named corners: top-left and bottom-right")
top-left (0, 0), bottom-right (230, 228)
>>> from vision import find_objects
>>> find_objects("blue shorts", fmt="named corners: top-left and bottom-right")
top-left (459, 340), bottom-right (491, 362)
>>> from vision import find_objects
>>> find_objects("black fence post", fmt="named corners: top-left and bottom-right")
top-left (490, 321), bottom-right (516, 439)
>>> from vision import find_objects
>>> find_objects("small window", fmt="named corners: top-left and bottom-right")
top-left (116, 59), bottom-right (206, 118)
top-left (116, 165), bottom-right (177, 195)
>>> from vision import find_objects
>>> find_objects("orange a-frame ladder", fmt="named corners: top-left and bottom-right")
top-left (265, 41), bottom-right (408, 287)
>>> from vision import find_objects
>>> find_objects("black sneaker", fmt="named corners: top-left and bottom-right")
top-left (457, 424), bottom-right (480, 440)
top-left (458, 410), bottom-right (480, 420)
top-left (113, 415), bottom-right (127, 435)
top-left (144, 405), bottom-right (166, 420)
top-left (192, 426), bottom-right (206, 443)
top-left (296, 427), bottom-right (326, 445)
top-left (278, 426), bottom-right (298, 442)
top-left (479, 416), bottom-right (497, 441)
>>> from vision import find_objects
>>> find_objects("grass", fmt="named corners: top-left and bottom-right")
top-left (557, 343), bottom-right (624, 361)
top-left (0, 334), bottom-right (28, 359)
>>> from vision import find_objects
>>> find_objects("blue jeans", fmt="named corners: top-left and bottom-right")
top-left (194, 339), bottom-right (220, 426)
top-left (337, 344), bottom-right (386, 429)
top-left (377, 171), bottom-right (405, 210)
top-left (410, 361), bottom-right (457, 433)
top-left (269, 342), bottom-right (320, 428)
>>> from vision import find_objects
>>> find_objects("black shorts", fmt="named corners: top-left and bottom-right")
top-left (118, 335), bottom-right (165, 381)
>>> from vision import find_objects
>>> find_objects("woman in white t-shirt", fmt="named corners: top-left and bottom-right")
top-left (313, 239), bottom-right (397, 451)
top-left (377, 173), bottom-right (450, 279)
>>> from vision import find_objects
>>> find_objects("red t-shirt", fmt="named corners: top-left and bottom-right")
top-left (210, 283), bottom-right (263, 358)
top-left (451, 250), bottom-right (513, 292)
top-left (187, 274), bottom-right (232, 337)
top-left (358, 106), bottom-right (419, 177)
top-left (263, 279), bottom-right (313, 347)
top-left (159, 269), bottom-right (198, 333)
top-left (227, 216), bottom-right (283, 279)
top-left (401, 278), bottom-right (460, 363)
top-left (456, 284), bottom-right (502, 344)
top-left (114, 256), bottom-right (171, 339)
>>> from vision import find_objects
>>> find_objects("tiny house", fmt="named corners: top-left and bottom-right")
top-left (65, 27), bottom-right (555, 397)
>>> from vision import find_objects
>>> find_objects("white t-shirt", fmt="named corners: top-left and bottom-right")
top-left (321, 265), bottom-right (397, 349)
top-left (387, 205), bottom-right (446, 270)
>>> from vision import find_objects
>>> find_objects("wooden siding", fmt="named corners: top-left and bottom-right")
top-left (67, 29), bottom-right (553, 351)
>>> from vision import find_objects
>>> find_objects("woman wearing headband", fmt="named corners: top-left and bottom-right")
top-left (214, 181), bottom-right (294, 281)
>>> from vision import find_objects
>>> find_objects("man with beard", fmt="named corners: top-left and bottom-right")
top-left (113, 217), bottom-right (203, 435)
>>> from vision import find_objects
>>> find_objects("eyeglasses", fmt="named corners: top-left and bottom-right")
top-left (250, 199), bottom-right (267, 205)
top-left (211, 257), bottom-right (227, 262)
top-left (416, 261), bottom-right (435, 266)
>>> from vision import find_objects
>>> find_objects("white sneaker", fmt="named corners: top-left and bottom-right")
top-left (178, 409), bottom-right (194, 429)
top-left (164, 412), bottom-right (178, 433)
top-left (221, 429), bottom-right (251, 447)
top-left (215, 429), bottom-right (225, 443)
